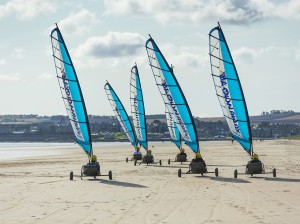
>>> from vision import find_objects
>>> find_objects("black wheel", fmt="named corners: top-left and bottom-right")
top-left (273, 168), bottom-right (276, 178)
top-left (134, 160), bottom-right (137, 166)
top-left (109, 170), bottom-right (112, 180)
top-left (234, 169), bottom-right (238, 179)
top-left (178, 169), bottom-right (182, 178)
top-left (215, 168), bottom-right (219, 177)
top-left (201, 173), bottom-right (203, 176)
top-left (168, 159), bottom-right (170, 165)
top-left (126, 158), bottom-right (128, 163)
top-left (159, 160), bottom-right (162, 166)
top-left (70, 171), bottom-right (73, 181)
top-left (251, 174), bottom-right (253, 177)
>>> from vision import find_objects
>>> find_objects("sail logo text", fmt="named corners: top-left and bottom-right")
top-left (161, 81), bottom-right (190, 140)
top-left (133, 96), bottom-right (142, 140)
top-left (219, 73), bottom-right (241, 134)
top-left (61, 70), bottom-right (83, 138)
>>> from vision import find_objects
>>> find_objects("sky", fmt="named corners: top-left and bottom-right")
top-left (0, 0), bottom-right (299, 117)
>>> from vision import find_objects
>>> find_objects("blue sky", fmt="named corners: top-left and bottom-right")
top-left (0, 0), bottom-right (299, 117)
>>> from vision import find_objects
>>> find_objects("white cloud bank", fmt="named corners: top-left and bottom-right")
top-left (0, 0), bottom-right (57, 20)
top-left (76, 31), bottom-right (145, 58)
top-left (104, 0), bottom-right (300, 24)
top-left (0, 73), bottom-right (20, 81)
top-left (59, 9), bottom-right (100, 35)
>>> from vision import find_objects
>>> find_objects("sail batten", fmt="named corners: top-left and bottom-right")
top-left (145, 37), bottom-right (199, 153)
top-left (50, 26), bottom-right (92, 157)
top-left (104, 82), bottom-right (137, 148)
top-left (209, 24), bottom-right (252, 155)
top-left (130, 65), bottom-right (148, 150)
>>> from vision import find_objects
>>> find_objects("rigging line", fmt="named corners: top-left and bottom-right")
top-left (149, 64), bottom-right (170, 73)
top-left (51, 35), bottom-right (64, 44)
top-left (216, 93), bottom-right (243, 101)
top-left (56, 76), bottom-right (77, 83)
top-left (209, 53), bottom-right (232, 65)
top-left (209, 34), bottom-right (225, 43)
top-left (62, 96), bottom-right (83, 103)
top-left (212, 74), bottom-right (238, 81)
top-left (223, 114), bottom-right (247, 123)
top-left (53, 55), bottom-right (72, 66)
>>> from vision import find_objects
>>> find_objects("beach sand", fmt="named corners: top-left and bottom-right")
top-left (0, 140), bottom-right (299, 224)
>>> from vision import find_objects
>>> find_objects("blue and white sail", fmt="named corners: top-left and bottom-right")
top-left (130, 65), bottom-right (148, 150)
top-left (209, 23), bottom-right (252, 155)
top-left (165, 107), bottom-right (181, 149)
top-left (50, 25), bottom-right (92, 157)
top-left (104, 82), bottom-right (137, 148)
top-left (145, 37), bottom-right (199, 153)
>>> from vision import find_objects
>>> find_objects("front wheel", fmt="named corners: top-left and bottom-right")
top-left (126, 158), bottom-right (128, 163)
top-left (109, 170), bottom-right (112, 180)
top-left (159, 160), bottom-right (162, 166)
top-left (70, 171), bottom-right (73, 181)
top-left (234, 169), bottom-right (238, 179)
top-left (215, 168), bottom-right (219, 177)
top-left (273, 168), bottom-right (276, 178)
top-left (168, 159), bottom-right (170, 165)
top-left (178, 169), bottom-right (182, 178)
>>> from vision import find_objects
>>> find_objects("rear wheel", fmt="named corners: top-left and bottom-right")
top-left (215, 168), bottom-right (219, 177)
top-left (109, 170), bottom-right (112, 180)
top-left (168, 159), bottom-right (170, 165)
top-left (178, 169), bottom-right (182, 178)
top-left (159, 160), bottom-right (162, 166)
top-left (134, 160), bottom-right (137, 166)
top-left (273, 168), bottom-right (276, 178)
top-left (234, 169), bottom-right (238, 179)
top-left (70, 171), bottom-right (73, 181)
top-left (126, 158), bottom-right (128, 163)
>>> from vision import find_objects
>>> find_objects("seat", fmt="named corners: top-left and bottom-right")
top-left (82, 162), bottom-right (100, 176)
top-left (190, 161), bottom-right (207, 174)
top-left (176, 154), bottom-right (187, 162)
top-left (246, 162), bottom-right (264, 174)
top-left (142, 154), bottom-right (154, 164)
top-left (133, 154), bottom-right (143, 160)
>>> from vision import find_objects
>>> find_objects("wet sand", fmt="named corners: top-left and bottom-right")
top-left (0, 140), bottom-right (299, 224)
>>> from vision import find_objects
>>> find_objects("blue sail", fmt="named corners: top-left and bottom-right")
top-left (130, 65), bottom-right (148, 150)
top-left (104, 82), bottom-right (137, 148)
top-left (165, 107), bottom-right (181, 149)
top-left (145, 37), bottom-right (199, 153)
top-left (209, 23), bottom-right (252, 155)
top-left (50, 26), bottom-right (92, 156)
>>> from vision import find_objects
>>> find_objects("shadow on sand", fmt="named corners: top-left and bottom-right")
top-left (99, 179), bottom-right (148, 188)
top-left (209, 176), bottom-right (251, 183)
top-left (152, 164), bottom-right (189, 169)
top-left (264, 177), bottom-right (300, 183)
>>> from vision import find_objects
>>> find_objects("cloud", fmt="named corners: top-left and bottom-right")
top-left (0, 59), bottom-right (6, 65)
top-left (58, 9), bottom-right (100, 35)
top-left (38, 72), bottom-right (53, 80)
top-left (232, 47), bottom-right (257, 64)
top-left (0, 73), bottom-right (20, 81)
top-left (13, 48), bottom-right (25, 59)
top-left (75, 31), bottom-right (145, 59)
top-left (0, 0), bottom-right (57, 20)
top-left (104, 0), bottom-right (300, 25)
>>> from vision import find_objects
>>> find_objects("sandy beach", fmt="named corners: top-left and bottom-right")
top-left (0, 140), bottom-right (299, 224)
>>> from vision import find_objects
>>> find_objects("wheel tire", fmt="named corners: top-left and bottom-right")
top-left (126, 158), bottom-right (128, 163)
top-left (134, 160), bottom-right (137, 166)
top-left (70, 171), bottom-right (73, 181)
top-left (234, 169), bottom-right (238, 179)
top-left (178, 169), bottom-right (182, 178)
top-left (251, 174), bottom-right (253, 177)
top-left (201, 173), bottom-right (203, 176)
top-left (168, 159), bottom-right (170, 165)
top-left (273, 168), bottom-right (276, 178)
top-left (109, 170), bottom-right (112, 180)
top-left (215, 168), bottom-right (219, 177)
top-left (159, 160), bottom-right (162, 166)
